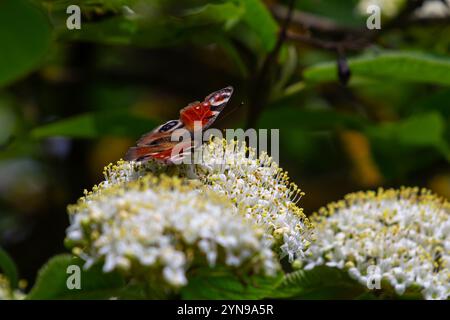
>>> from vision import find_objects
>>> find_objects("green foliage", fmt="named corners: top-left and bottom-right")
top-left (271, 266), bottom-right (367, 299)
top-left (0, 247), bottom-right (19, 289)
top-left (0, 0), bottom-right (51, 87)
top-left (304, 51), bottom-right (450, 86)
top-left (54, 0), bottom-right (276, 53)
top-left (27, 255), bottom-right (127, 300)
top-left (367, 112), bottom-right (449, 155)
top-left (233, 0), bottom-right (278, 52)
top-left (31, 111), bottom-right (159, 139)
top-left (27, 256), bottom-right (282, 300)
top-left (181, 267), bottom-right (283, 299)
top-left (61, 10), bottom-right (228, 48)
top-left (296, 0), bottom-right (364, 27)
top-left (367, 112), bottom-right (450, 179)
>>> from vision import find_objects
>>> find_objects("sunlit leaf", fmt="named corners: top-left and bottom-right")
top-left (304, 51), bottom-right (450, 86)
top-left (183, 2), bottom-right (245, 30)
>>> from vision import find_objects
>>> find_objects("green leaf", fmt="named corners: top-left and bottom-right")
top-left (0, 247), bottom-right (19, 289)
top-left (296, 0), bottom-right (364, 28)
top-left (183, 2), bottom-right (245, 30)
top-left (392, 113), bottom-right (446, 147)
top-left (0, 0), bottom-right (52, 87)
top-left (181, 267), bottom-right (282, 300)
top-left (272, 45), bottom-right (298, 100)
top-left (60, 2), bottom-right (245, 48)
top-left (271, 266), bottom-right (365, 299)
top-left (367, 112), bottom-right (450, 159)
top-left (31, 111), bottom-right (159, 139)
top-left (234, 0), bottom-right (278, 52)
top-left (27, 254), bottom-right (126, 300)
top-left (304, 51), bottom-right (450, 86)
top-left (32, 114), bottom-right (97, 139)
top-left (366, 112), bottom-right (450, 179)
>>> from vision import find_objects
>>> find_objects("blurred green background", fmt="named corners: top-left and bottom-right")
top-left (0, 0), bottom-right (449, 287)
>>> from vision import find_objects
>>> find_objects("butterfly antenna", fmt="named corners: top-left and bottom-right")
top-left (219, 101), bottom-right (244, 122)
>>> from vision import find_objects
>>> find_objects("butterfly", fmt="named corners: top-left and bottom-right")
top-left (125, 86), bottom-right (234, 163)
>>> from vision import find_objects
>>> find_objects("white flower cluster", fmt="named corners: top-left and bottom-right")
top-left (66, 175), bottom-right (278, 287)
top-left (101, 159), bottom-right (166, 187)
top-left (304, 188), bottom-right (450, 300)
top-left (415, 0), bottom-right (450, 18)
top-left (102, 138), bottom-right (313, 263)
top-left (190, 138), bottom-right (313, 262)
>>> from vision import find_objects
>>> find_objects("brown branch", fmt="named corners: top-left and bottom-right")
top-left (276, 0), bottom-right (440, 54)
top-left (286, 31), bottom-right (371, 52)
top-left (410, 15), bottom-right (450, 25)
top-left (270, 3), bottom-right (363, 37)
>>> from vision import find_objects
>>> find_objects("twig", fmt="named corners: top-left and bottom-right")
top-left (246, 0), bottom-right (296, 129)
top-left (410, 15), bottom-right (450, 25)
top-left (277, 0), bottom-right (437, 54)
top-left (286, 31), bottom-right (370, 52)
top-left (271, 3), bottom-right (363, 37)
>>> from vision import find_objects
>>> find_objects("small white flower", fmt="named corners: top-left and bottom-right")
top-left (304, 187), bottom-right (450, 300)
top-left (103, 138), bottom-right (313, 264)
top-left (66, 174), bottom-right (279, 288)
top-left (190, 138), bottom-right (313, 262)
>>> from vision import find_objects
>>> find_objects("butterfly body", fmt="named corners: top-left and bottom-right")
top-left (125, 86), bottom-right (233, 163)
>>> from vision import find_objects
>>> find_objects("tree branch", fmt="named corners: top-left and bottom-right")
top-left (286, 31), bottom-right (370, 52)
top-left (275, 0), bottom-right (442, 54)
top-left (270, 3), bottom-right (363, 37)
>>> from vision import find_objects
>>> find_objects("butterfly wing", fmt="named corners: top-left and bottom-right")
top-left (125, 145), bottom-right (172, 162)
top-left (125, 86), bottom-right (233, 163)
top-left (125, 141), bottom-right (192, 163)
top-left (180, 86), bottom-right (233, 131)
top-left (136, 119), bottom-right (184, 146)
top-left (124, 119), bottom-right (188, 162)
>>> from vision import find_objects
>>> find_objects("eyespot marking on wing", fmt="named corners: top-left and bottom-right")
top-left (207, 86), bottom-right (234, 108)
top-left (158, 120), bottom-right (183, 133)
